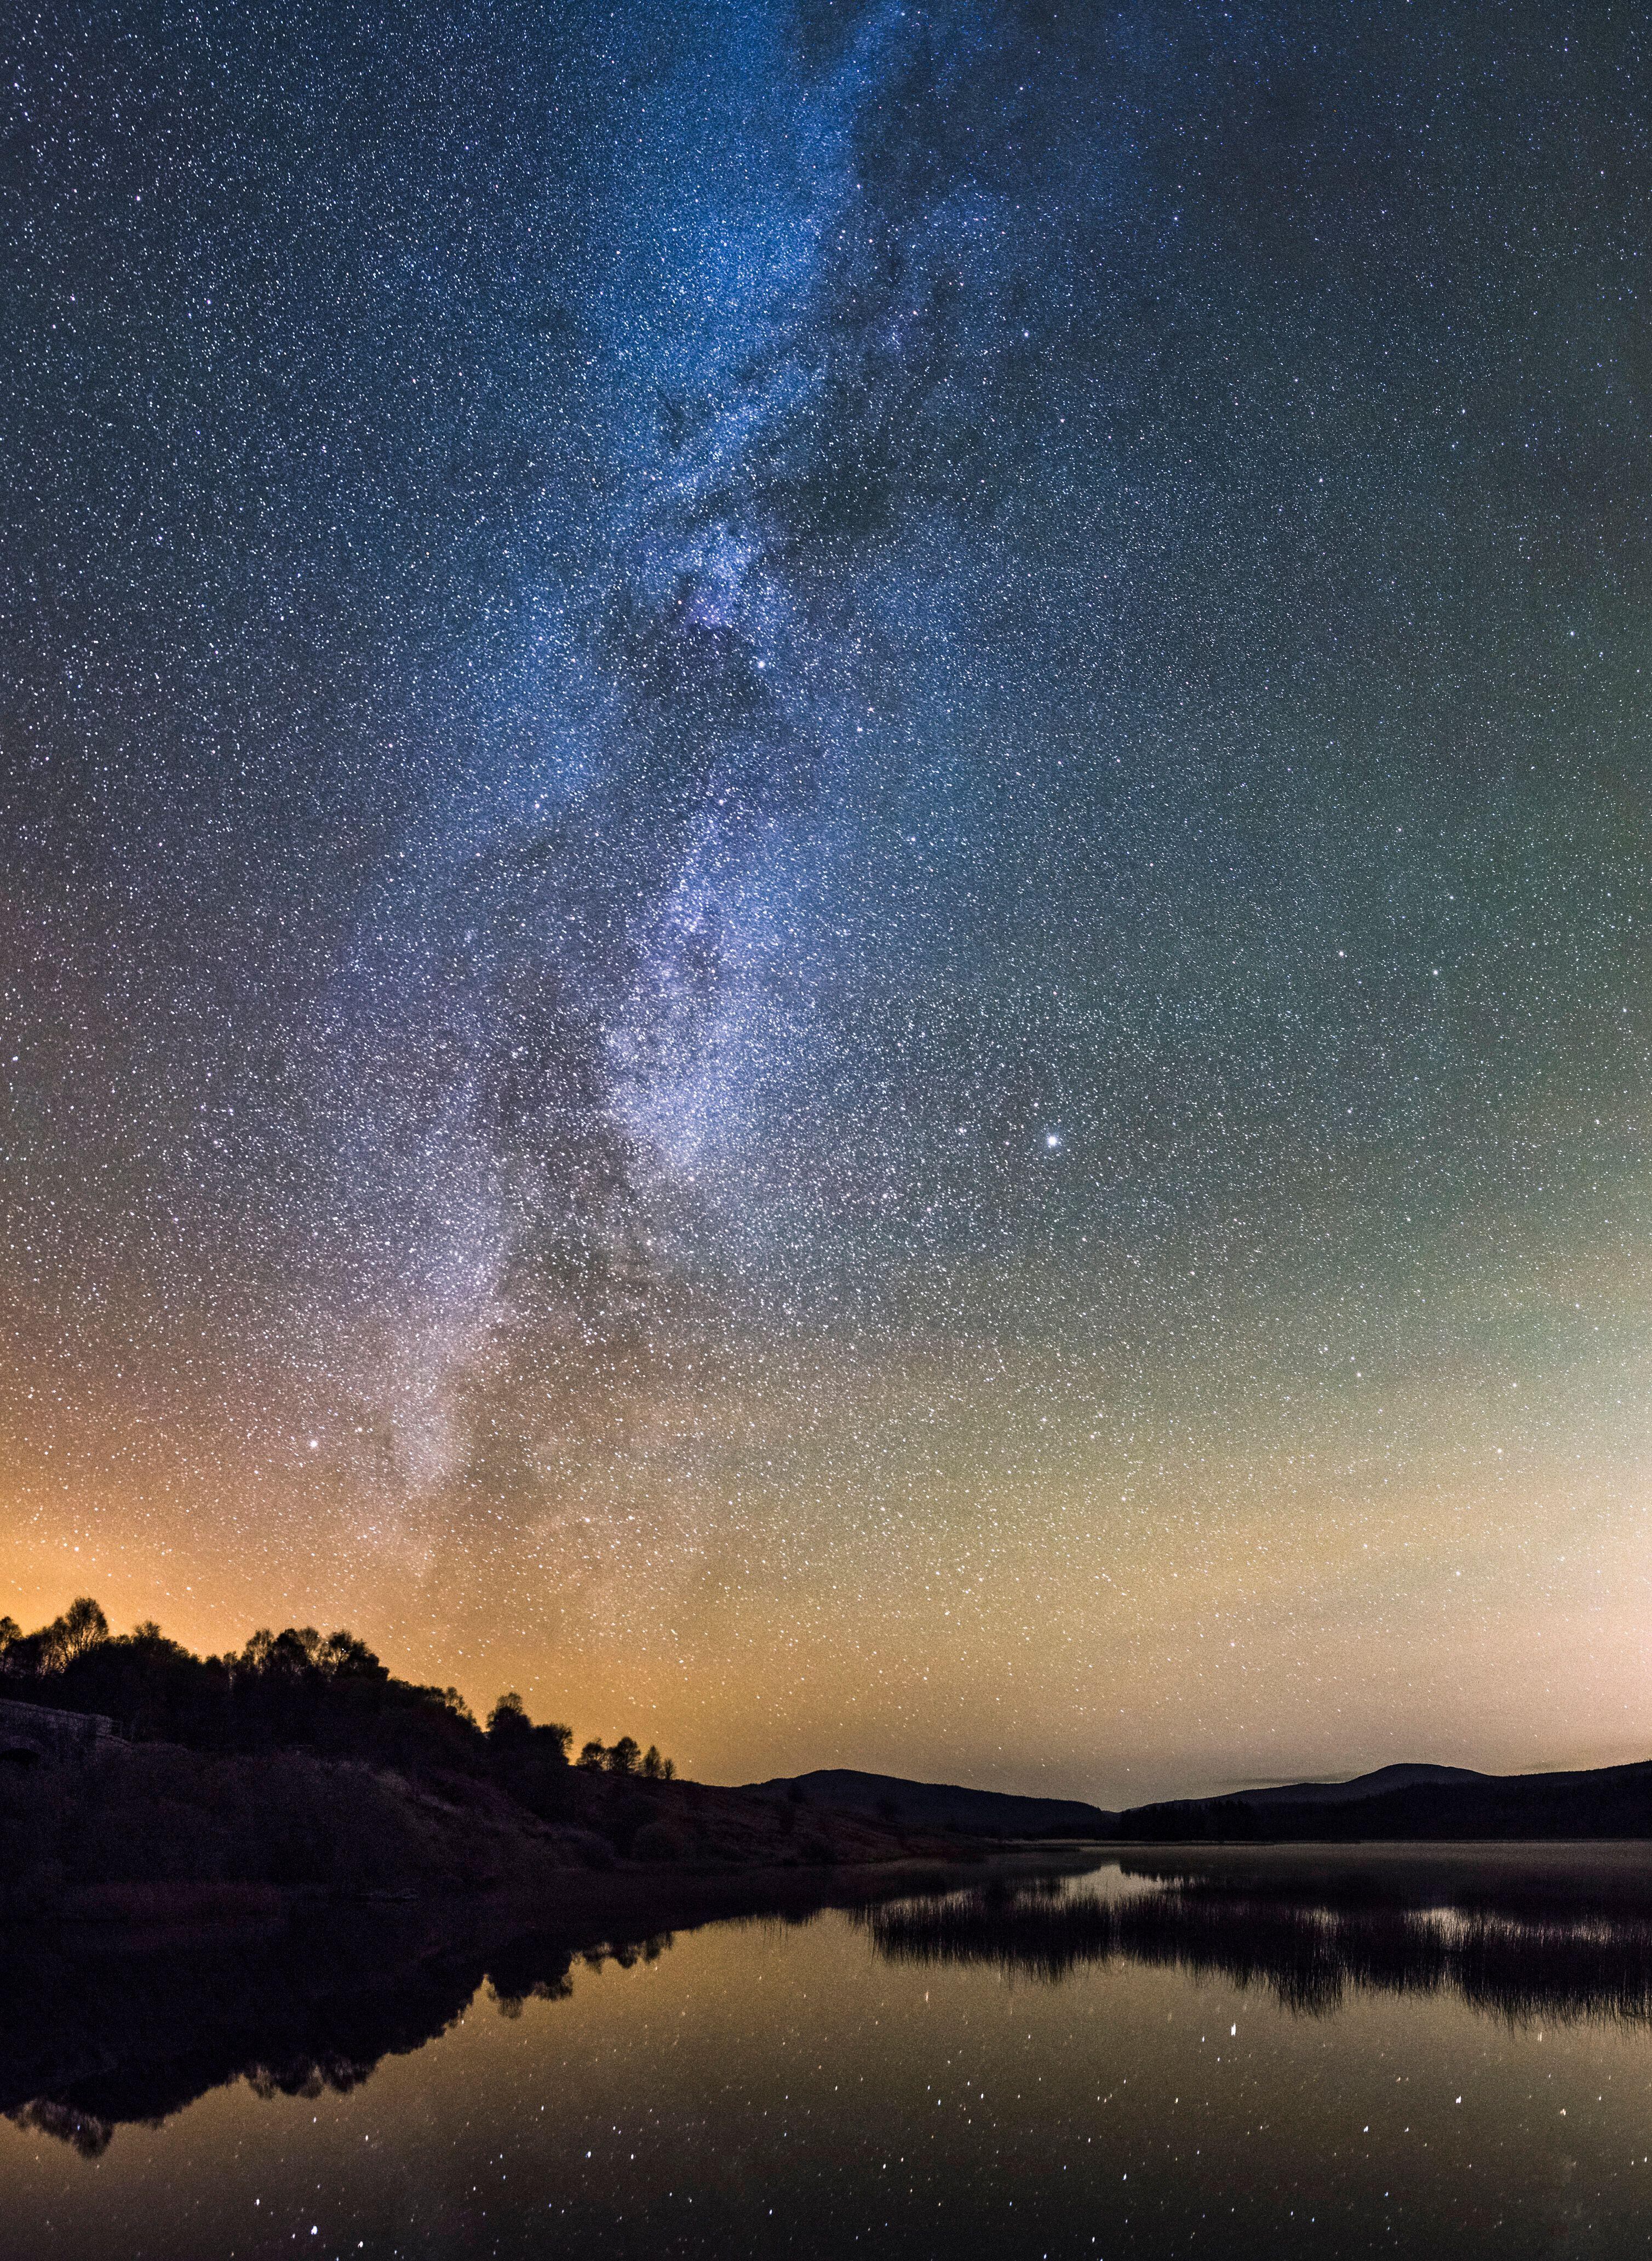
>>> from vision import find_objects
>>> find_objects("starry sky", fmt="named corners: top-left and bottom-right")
top-left (4, 1), bottom-right (1650, 1802)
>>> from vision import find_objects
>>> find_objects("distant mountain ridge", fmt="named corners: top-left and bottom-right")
top-left (740, 1763), bottom-right (1504, 1840)
top-left (741, 1757), bottom-right (1652, 1844)
top-left (1189, 1762), bottom-right (1489, 1809)
top-left (1117, 1758), bottom-right (1652, 1842)
top-left (739, 1769), bottom-right (1117, 1838)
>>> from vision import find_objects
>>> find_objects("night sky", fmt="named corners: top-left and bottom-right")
top-left (4, 2), bottom-right (1649, 1801)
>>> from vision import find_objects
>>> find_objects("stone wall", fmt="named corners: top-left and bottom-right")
top-left (0, 1698), bottom-right (117, 1766)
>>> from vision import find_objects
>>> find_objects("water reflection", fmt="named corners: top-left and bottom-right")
top-left (0, 1899), bottom-right (595, 2159)
top-left (14, 1845), bottom-right (1652, 2166)
top-left (11, 1849), bottom-right (1652, 2259)
top-left (865, 1850), bottom-right (1652, 2026)
top-left (0, 1858), bottom-right (1014, 2160)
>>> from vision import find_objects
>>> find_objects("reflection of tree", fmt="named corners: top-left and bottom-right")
top-left (487, 1976), bottom-right (572, 2020)
top-left (486, 1932), bottom-right (674, 2017)
top-left (0, 1903), bottom-right (673, 2157)
top-left (2, 1861), bottom-right (1048, 2159)
top-left (246, 2054), bottom-right (380, 2103)
top-left (865, 1878), bottom-right (1652, 2028)
top-left (5, 2097), bottom-right (114, 2160)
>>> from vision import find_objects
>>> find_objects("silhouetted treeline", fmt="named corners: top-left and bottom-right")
top-left (0, 1600), bottom-right (962, 1905)
top-left (0, 1600), bottom-right (669, 1813)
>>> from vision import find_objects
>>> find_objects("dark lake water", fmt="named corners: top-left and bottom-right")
top-left (6, 1844), bottom-right (1652, 2258)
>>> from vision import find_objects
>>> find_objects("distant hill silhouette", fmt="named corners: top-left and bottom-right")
top-left (1116, 1759), bottom-right (1652, 1841)
top-left (743, 1769), bottom-right (1118, 1838)
top-left (1174, 1763), bottom-right (1489, 1810)
top-left (743, 1757), bottom-right (1652, 1845)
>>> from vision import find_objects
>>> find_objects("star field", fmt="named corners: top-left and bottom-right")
top-left (3, 1), bottom-right (1650, 1798)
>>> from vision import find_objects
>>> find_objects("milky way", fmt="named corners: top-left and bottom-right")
top-left (5, 3), bottom-right (1650, 1797)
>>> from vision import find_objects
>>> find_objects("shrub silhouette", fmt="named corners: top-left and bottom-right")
top-left (632, 1820), bottom-right (683, 1864)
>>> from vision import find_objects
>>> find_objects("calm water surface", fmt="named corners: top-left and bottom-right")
top-left (5, 1847), bottom-right (1652, 2258)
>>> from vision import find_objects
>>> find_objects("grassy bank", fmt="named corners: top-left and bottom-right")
top-left (0, 1737), bottom-right (1000, 1925)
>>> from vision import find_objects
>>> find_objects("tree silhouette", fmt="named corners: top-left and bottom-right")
top-left (487, 1692), bottom-right (532, 1746)
top-left (0, 1599), bottom-right (654, 1814)
top-left (1, 1597), bottom-right (108, 1677)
